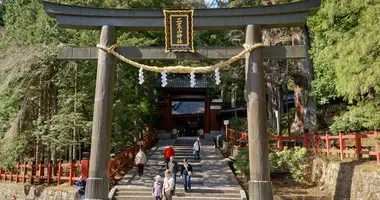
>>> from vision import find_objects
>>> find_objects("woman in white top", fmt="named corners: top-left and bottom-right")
top-left (135, 148), bottom-right (147, 176)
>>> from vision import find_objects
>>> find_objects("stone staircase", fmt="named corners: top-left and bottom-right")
top-left (110, 138), bottom-right (245, 200)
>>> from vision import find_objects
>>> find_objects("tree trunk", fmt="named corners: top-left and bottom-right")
top-left (73, 65), bottom-right (78, 161)
top-left (266, 83), bottom-right (274, 131)
top-left (276, 86), bottom-right (282, 135)
top-left (291, 26), bottom-right (316, 134)
top-left (35, 75), bottom-right (43, 163)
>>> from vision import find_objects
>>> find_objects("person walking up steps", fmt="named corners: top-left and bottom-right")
top-left (152, 175), bottom-right (163, 200)
top-left (135, 148), bottom-right (147, 176)
top-left (163, 170), bottom-right (175, 200)
top-left (75, 176), bottom-right (86, 200)
top-left (193, 137), bottom-right (201, 160)
top-left (168, 156), bottom-right (179, 192)
top-left (180, 159), bottom-right (193, 193)
top-left (164, 146), bottom-right (174, 169)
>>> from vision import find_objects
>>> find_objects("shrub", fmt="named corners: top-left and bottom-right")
top-left (235, 147), bottom-right (311, 185)
top-left (330, 98), bottom-right (380, 134)
top-left (229, 117), bottom-right (247, 131)
top-left (235, 147), bottom-right (249, 176)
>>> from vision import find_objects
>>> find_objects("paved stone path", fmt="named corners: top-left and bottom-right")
top-left (110, 138), bottom-right (244, 200)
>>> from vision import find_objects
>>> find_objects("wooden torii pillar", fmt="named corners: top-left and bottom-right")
top-left (84, 25), bottom-right (117, 199)
top-left (42, 1), bottom-right (320, 199)
top-left (245, 24), bottom-right (272, 198)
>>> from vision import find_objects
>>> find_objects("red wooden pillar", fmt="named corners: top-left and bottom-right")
top-left (10, 169), bottom-right (13, 182)
top-left (339, 133), bottom-right (345, 160)
top-left (69, 162), bottom-right (75, 185)
top-left (31, 161), bottom-right (35, 184)
top-left (278, 135), bottom-right (284, 151)
top-left (313, 135), bottom-right (318, 152)
top-left (23, 162), bottom-right (27, 183)
top-left (16, 162), bottom-right (20, 183)
top-left (303, 134), bottom-right (309, 150)
top-left (47, 161), bottom-right (53, 184)
top-left (38, 162), bottom-right (44, 184)
top-left (355, 133), bottom-right (362, 160)
top-left (377, 132), bottom-right (380, 165)
top-left (326, 134), bottom-right (331, 155)
top-left (0, 167), bottom-right (2, 181)
top-left (57, 161), bottom-right (62, 185)
top-left (121, 151), bottom-right (126, 166)
top-left (81, 159), bottom-right (89, 180)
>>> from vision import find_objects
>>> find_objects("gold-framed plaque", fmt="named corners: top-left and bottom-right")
top-left (163, 9), bottom-right (194, 53)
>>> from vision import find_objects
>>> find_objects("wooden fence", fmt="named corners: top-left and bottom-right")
top-left (227, 128), bottom-right (380, 164)
top-left (0, 132), bottom-right (156, 186)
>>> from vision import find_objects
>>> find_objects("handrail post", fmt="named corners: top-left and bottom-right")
top-left (303, 134), bottom-right (309, 150)
top-left (355, 133), bottom-right (362, 160)
top-left (376, 132), bottom-right (380, 165)
top-left (325, 133), bottom-right (330, 155)
top-left (47, 161), bottom-right (52, 185)
top-left (313, 135), bottom-right (318, 153)
top-left (278, 135), bottom-right (284, 151)
top-left (339, 133), bottom-right (345, 160)
top-left (122, 151), bottom-right (126, 166)
top-left (38, 161), bottom-right (44, 184)
top-left (16, 162), bottom-right (20, 183)
top-left (69, 161), bottom-right (74, 185)
top-left (23, 162), bottom-right (27, 183)
top-left (31, 161), bottom-right (35, 185)
top-left (57, 161), bottom-right (62, 185)
top-left (10, 169), bottom-right (13, 182)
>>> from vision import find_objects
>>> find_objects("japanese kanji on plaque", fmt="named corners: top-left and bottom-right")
top-left (164, 10), bottom-right (194, 53)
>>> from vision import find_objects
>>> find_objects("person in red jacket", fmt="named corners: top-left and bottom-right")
top-left (164, 146), bottom-right (174, 169)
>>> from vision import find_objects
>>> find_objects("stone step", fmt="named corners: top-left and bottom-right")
top-left (114, 196), bottom-right (241, 200)
top-left (116, 188), bottom-right (241, 194)
top-left (115, 191), bottom-right (241, 198)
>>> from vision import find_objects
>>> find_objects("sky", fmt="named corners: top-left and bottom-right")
top-left (204, 0), bottom-right (229, 8)
top-left (204, 0), bottom-right (213, 7)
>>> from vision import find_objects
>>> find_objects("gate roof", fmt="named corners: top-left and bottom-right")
top-left (43, 0), bottom-right (320, 30)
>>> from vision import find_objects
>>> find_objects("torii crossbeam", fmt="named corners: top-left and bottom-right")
top-left (42, 1), bottom-right (320, 199)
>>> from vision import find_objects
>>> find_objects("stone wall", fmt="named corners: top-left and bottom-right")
top-left (0, 182), bottom-right (78, 200)
top-left (312, 158), bottom-right (380, 200)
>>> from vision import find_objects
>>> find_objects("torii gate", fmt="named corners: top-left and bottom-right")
top-left (42, 1), bottom-right (320, 199)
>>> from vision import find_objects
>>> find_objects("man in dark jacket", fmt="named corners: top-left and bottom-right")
top-left (180, 159), bottom-right (193, 192)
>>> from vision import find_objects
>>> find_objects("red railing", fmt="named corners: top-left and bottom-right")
top-left (108, 132), bottom-right (156, 178)
top-left (0, 132), bottom-right (156, 186)
top-left (226, 128), bottom-right (380, 164)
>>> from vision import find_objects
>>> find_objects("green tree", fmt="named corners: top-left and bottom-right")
top-left (0, 0), bottom-right (209, 167)
top-left (308, 0), bottom-right (380, 133)
top-left (309, 0), bottom-right (380, 103)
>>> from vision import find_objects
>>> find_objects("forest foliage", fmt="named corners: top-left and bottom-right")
top-left (309, 0), bottom-right (380, 133)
